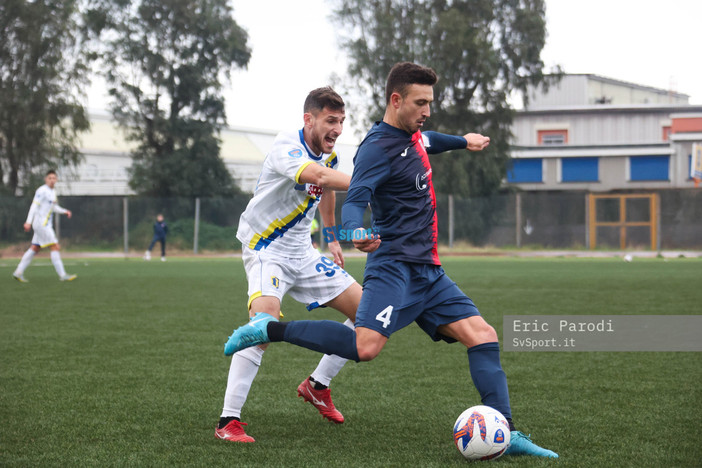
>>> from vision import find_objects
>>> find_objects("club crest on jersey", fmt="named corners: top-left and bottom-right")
top-left (271, 276), bottom-right (280, 288)
top-left (288, 149), bottom-right (303, 158)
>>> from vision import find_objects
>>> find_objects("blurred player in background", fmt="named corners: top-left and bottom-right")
top-left (224, 63), bottom-right (557, 458)
top-left (12, 170), bottom-right (77, 283)
top-left (144, 214), bottom-right (168, 261)
top-left (215, 87), bottom-right (363, 443)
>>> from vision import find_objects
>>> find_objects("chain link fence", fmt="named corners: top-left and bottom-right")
top-left (1, 189), bottom-right (700, 254)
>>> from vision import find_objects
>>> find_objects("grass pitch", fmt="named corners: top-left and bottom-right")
top-left (1, 256), bottom-right (700, 467)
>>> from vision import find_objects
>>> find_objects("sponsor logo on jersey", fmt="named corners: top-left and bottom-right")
top-left (271, 276), bottom-right (280, 288)
top-left (415, 168), bottom-right (432, 191)
top-left (288, 149), bottom-right (303, 158)
top-left (294, 183), bottom-right (323, 198)
top-left (307, 184), bottom-right (323, 197)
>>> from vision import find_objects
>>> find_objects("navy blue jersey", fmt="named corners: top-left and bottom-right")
top-left (342, 121), bottom-right (466, 265)
top-left (153, 221), bottom-right (168, 238)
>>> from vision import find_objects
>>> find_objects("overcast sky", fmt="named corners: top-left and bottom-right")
top-left (88, 0), bottom-right (702, 140)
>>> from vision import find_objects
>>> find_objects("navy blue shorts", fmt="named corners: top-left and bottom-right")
top-left (355, 260), bottom-right (480, 342)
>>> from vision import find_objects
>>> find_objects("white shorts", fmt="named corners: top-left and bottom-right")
top-left (31, 223), bottom-right (59, 247)
top-left (242, 245), bottom-right (356, 311)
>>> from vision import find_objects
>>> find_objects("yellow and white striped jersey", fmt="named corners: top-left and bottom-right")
top-left (236, 129), bottom-right (340, 258)
top-left (25, 184), bottom-right (67, 228)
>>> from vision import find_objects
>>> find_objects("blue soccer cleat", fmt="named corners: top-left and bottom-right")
top-left (224, 312), bottom-right (277, 356)
top-left (505, 431), bottom-right (558, 458)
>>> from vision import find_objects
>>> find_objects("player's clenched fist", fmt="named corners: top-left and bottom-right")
top-left (464, 133), bottom-right (490, 151)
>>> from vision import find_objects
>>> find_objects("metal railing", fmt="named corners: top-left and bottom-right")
top-left (2, 189), bottom-right (700, 253)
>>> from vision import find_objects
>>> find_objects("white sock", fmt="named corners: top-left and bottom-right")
top-left (15, 248), bottom-right (36, 275)
top-left (221, 346), bottom-right (265, 419)
top-left (310, 318), bottom-right (354, 387)
top-left (50, 250), bottom-right (66, 277)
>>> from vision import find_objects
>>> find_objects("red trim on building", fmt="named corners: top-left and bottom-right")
top-left (537, 129), bottom-right (569, 144)
top-left (671, 117), bottom-right (702, 133)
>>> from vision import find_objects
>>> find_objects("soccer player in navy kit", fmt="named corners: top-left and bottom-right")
top-left (225, 62), bottom-right (557, 458)
top-left (144, 214), bottom-right (168, 261)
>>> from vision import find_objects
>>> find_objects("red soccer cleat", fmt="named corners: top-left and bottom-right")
top-left (214, 419), bottom-right (255, 443)
top-left (297, 378), bottom-right (344, 424)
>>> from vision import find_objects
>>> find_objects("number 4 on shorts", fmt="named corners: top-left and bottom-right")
top-left (375, 305), bottom-right (393, 329)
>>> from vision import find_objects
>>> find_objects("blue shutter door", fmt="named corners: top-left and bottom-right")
top-left (562, 157), bottom-right (599, 182)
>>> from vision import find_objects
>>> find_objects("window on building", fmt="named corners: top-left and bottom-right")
top-left (629, 155), bottom-right (669, 181)
top-left (538, 129), bottom-right (568, 145)
top-left (662, 126), bottom-right (671, 141)
top-left (507, 158), bottom-right (543, 183)
top-left (561, 157), bottom-right (599, 182)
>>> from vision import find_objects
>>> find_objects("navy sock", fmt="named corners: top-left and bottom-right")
top-left (218, 416), bottom-right (239, 428)
top-left (309, 376), bottom-right (327, 390)
top-left (282, 320), bottom-right (360, 362)
top-left (467, 342), bottom-right (512, 420)
top-left (267, 321), bottom-right (287, 342)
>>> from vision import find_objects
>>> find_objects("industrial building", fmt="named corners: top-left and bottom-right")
top-left (508, 74), bottom-right (702, 191)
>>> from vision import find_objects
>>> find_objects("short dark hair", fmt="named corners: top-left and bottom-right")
top-left (46, 169), bottom-right (57, 176)
top-left (304, 86), bottom-right (345, 114)
top-left (385, 62), bottom-right (438, 104)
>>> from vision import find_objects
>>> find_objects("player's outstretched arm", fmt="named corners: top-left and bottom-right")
top-left (463, 133), bottom-right (490, 151)
top-left (298, 164), bottom-right (351, 191)
top-left (424, 131), bottom-right (489, 154)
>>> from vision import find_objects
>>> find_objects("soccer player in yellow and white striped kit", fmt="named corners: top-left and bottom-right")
top-left (13, 169), bottom-right (77, 282)
top-left (215, 87), bottom-right (369, 442)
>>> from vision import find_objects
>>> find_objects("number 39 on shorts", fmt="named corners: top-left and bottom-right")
top-left (314, 256), bottom-right (348, 278)
top-left (376, 305), bottom-right (393, 329)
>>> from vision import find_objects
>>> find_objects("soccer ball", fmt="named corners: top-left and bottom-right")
top-left (453, 405), bottom-right (511, 461)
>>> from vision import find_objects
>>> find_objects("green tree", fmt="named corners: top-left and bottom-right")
top-left (86, 0), bottom-right (251, 197)
top-left (0, 0), bottom-right (90, 195)
top-left (331, 0), bottom-right (559, 198)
